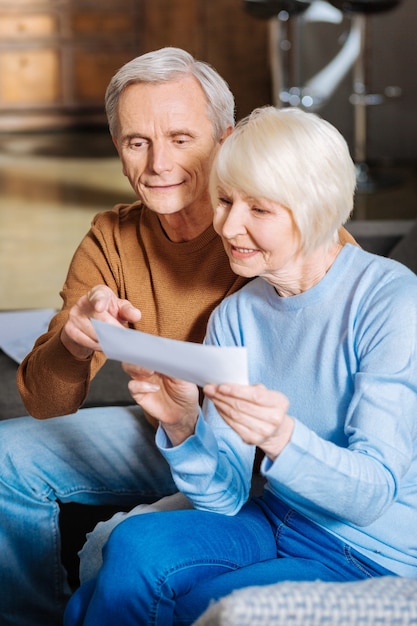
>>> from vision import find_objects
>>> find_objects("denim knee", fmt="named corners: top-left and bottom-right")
top-left (64, 579), bottom-right (96, 626)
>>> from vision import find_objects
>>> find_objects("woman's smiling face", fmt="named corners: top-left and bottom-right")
top-left (213, 187), bottom-right (302, 284)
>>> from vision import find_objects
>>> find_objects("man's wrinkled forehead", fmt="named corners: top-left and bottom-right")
top-left (114, 77), bottom-right (215, 140)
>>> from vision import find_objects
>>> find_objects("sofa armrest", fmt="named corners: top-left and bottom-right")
top-left (389, 220), bottom-right (417, 273)
top-left (0, 351), bottom-right (132, 421)
top-left (0, 351), bottom-right (28, 419)
top-left (346, 219), bottom-right (415, 257)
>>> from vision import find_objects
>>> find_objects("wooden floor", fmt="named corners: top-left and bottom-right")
top-left (0, 130), bottom-right (416, 310)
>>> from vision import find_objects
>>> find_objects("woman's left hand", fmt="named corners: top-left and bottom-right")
top-left (123, 362), bottom-right (200, 446)
top-left (204, 382), bottom-right (294, 461)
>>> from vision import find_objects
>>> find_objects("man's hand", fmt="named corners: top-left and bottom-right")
top-left (60, 285), bottom-right (141, 360)
top-left (122, 363), bottom-right (199, 446)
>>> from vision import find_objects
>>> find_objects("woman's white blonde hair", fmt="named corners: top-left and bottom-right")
top-left (210, 106), bottom-right (356, 253)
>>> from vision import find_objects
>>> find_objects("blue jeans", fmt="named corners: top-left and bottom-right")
top-left (79, 492), bottom-right (193, 584)
top-left (64, 492), bottom-right (395, 626)
top-left (0, 406), bottom-right (176, 626)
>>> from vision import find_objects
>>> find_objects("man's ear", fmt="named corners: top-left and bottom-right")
top-left (111, 135), bottom-right (127, 177)
top-left (219, 125), bottom-right (233, 144)
top-left (111, 134), bottom-right (120, 155)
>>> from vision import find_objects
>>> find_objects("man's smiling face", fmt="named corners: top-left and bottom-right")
top-left (113, 76), bottom-right (221, 220)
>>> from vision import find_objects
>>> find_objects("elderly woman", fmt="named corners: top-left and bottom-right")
top-left (65, 107), bottom-right (417, 626)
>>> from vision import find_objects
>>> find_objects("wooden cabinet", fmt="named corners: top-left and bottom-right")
top-left (0, 0), bottom-right (271, 131)
top-left (0, 0), bottom-right (141, 130)
top-left (140, 0), bottom-right (271, 122)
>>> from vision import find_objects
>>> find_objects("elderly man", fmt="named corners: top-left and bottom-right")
top-left (0, 47), bottom-right (354, 626)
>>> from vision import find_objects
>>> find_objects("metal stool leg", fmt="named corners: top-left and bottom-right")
top-left (349, 12), bottom-right (402, 192)
top-left (352, 14), bottom-right (367, 165)
top-left (269, 10), bottom-right (301, 107)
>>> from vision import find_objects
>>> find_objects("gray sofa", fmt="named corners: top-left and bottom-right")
top-left (1, 218), bottom-right (417, 608)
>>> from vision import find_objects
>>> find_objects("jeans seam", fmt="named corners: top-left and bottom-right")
top-left (275, 507), bottom-right (296, 543)
top-left (150, 558), bottom-right (240, 625)
top-left (1, 464), bottom-right (157, 501)
top-left (343, 544), bottom-right (373, 578)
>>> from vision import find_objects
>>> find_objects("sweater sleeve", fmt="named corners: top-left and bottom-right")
top-left (156, 404), bottom-right (255, 515)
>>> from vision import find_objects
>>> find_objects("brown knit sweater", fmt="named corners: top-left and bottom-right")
top-left (17, 201), bottom-right (356, 419)
top-left (17, 202), bottom-right (247, 418)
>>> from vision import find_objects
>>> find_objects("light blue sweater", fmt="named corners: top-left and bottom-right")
top-left (157, 244), bottom-right (417, 577)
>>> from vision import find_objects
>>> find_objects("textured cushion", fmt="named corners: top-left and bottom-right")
top-left (193, 577), bottom-right (417, 626)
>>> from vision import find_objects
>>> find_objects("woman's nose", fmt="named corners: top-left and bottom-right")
top-left (220, 205), bottom-right (246, 239)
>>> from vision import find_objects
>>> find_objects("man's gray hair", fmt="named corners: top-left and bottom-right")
top-left (105, 47), bottom-right (235, 140)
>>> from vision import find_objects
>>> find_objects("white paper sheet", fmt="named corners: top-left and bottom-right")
top-left (92, 319), bottom-right (248, 387)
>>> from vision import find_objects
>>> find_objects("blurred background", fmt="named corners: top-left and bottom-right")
top-left (0, 0), bottom-right (416, 310)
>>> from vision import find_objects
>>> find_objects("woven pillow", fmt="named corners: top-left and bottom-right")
top-left (193, 576), bottom-right (417, 626)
